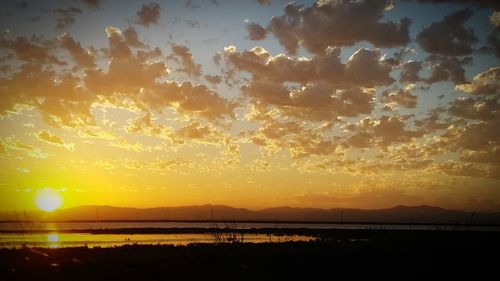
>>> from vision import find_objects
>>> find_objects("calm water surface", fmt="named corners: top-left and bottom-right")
top-left (1, 221), bottom-right (498, 231)
top-left (0, 232), bottom-right (312, 248)
top-left (1, 221), bottom-right (498, 248)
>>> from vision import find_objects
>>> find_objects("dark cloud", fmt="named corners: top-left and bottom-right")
top-left (58, 33), bottom-right (96, 68)
top-left (223, 45), bottom-right (343, 83)
top-left (254, 0), bottom-right (271, 5)
top-left (143, 82), bottom-right (238, 120)
top-left (242, 80), bottom-right (374, 120)
top-left (176, 121), bottom-right (222, 143)
top-left (382, 89), bottom-right (418, 108)
top-left (135, 2), bottom-right (161, 27)
top-left (0, 35), bottom-right (64, 65)
top-left (344, 48), bottom-right (394, 88)
top-left (263, 1), bottom-right (411, 54)
top-left (486, 27), bottom-right (500, 58)
top-left (455, 67), bottom-right (500, 96)
top-left (400, 61), bottom-right (422, 83)
top-left (246, 22), bottom-right (267, 41)
top-left (414, 108), bottom-right (450, 132)
top-left (425, 55), bottom-right (471, 84)
top-left (449, 96), bottom-right (500, 121)
top-left (53, 7), bottom-right (83, 31)
top-left (123, 27), bottom-right (147, 48)
top-left (413, 0), bottom-right (500, 11)
top-left (223, 46), bottom-right (393, 87)
top-left (169, 44), bottom-right (202, 78)
top-left (416, 9), bottom-right (477, 56)
top-left (16, 1), bottom-right (28, 9)
top-left (81, 0), bottom-right (100, 9)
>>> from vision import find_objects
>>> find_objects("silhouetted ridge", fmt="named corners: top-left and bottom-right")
top-left (1, 205), bottom-right (498, 224)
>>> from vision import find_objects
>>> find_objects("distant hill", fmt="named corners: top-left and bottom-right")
top-left (1, 205), bottom-right (499, 224)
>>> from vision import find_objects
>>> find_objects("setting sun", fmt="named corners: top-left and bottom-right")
top-left (35, 189), bottom-right (63, 212)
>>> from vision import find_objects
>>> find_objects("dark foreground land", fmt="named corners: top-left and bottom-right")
top-left (1, 229), bottom-right (499, 281)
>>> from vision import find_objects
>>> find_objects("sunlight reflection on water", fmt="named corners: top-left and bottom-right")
top-left (0, 233), bottom-right (313, 248)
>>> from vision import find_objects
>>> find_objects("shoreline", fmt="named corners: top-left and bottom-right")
top-left (1, 226), bottom-right (499, 235)
top-left (2, 235), bottom-right (499, 280)
top-left (1, 219), bottom-right (499, 227)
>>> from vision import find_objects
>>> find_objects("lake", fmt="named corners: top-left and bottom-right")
top-left (1, 221), bottom-right (498, 248)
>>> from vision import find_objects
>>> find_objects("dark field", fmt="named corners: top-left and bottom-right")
top-left (1, 229), bottom-right (499, 281)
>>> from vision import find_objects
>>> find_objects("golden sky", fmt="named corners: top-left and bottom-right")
top-left (1, 0), bottom-right (499, 212)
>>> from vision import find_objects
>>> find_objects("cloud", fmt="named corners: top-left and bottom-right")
top-left (417, 9), bottom-right (477, 56)
top-left (16, 1), bottom-right (29, 9)
top-left (425, 55), bottom-right (471, 84)
top-left (176, 121), bottom-right (224, 144)
top-left (123, 27), bottom-right (147, 48)
top-left (344, 116), bottom-right (424, 149)
top-left (222, 45), bottom-right (398, 121)
top-left (413, 0), bottom-right (500, 11)
top-left (433, 120), bottom-right (500, 155)
top-left (0, 136), bottom-right (47, 158)
top-left (0, 35), bottom-right (64, 65)
top-left (262, 1), bottom-right (411, 54)
top-left (84, 27), bottom-right (166, 95)
top-left (148, 158), bottom-right (194, 172)
top-left (455, 67), bottom-right (500, 95)
top-left (83, 27), bottom-right (236, 121)
top-left (399, 61), bottom-right (422, 83)
top-left (460, 146), bottom-right (500, 165)
top-left (1, 63), bottom-right (96, 127)
top-left (246, 22), bottom-right (267, 40)
top-left (81, 0), bottom-right (100, 9)
top-left (432, 161), bottom-right (499, 179)
top-left (242, 80), bottom-right (374, 121)
top-left (185, 19), bottom-right (201, 28)
top-left (223, 46), bottom-right (392, 87)
top-left (169, 44), bottom-right (202, 77)
top-left (53, 7), bottom-right (83, 31)
top-left (36, 130), bottom-right (66, 146)
top-left (184, 0), bottom-right (200, 10)
top-left (135, 2), bottom-right (161, 27)
top-left (205, 74), bottom-right (222, 84)
top-left (486, 27), bottom-right (500, 58)
top-left (36, 130), bottom-right (64, 145)
top-left (344, 48), bottom-right (394, 87)
top-left (382, 89), bottom-right (418, 108)
top-left (491, 11), bottom-right (500, 26)
top-left (448, 96), bottom-right (499, 121)
top-left (58, 33), bottom-right (96, 68)
top-left (78, 128), bottom-right (117, 141)
top-left (246, 118), bottom-right (341, 158)
top-left (414, 108), bottom-right (450, 132)
top-left (147, 82), bottom-right (238, 120)
top-left (254, 0), bottom-right (271, 5)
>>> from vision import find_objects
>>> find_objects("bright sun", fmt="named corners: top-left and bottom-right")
top-left (35, 189), bottom-right (63, 212)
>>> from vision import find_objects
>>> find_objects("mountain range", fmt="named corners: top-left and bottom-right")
top-left (2, 205), bottom-right (500, 224)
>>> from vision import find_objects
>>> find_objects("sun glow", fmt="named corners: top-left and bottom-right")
top-left (35, 189), bottom-right (63, 212)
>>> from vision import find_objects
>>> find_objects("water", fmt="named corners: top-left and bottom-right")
top-left (1, 221), bottom-right (498, 248)
top-left (0, 233), bottom-right (312, 248)
top-left (1, 221), bottom-right (498, 231)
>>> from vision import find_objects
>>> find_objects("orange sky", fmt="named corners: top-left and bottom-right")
top-left (0, 0), bottom-right (499, 212)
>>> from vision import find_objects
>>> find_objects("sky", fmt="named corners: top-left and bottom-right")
top-left (0, 0), bottom-right (499, 212)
